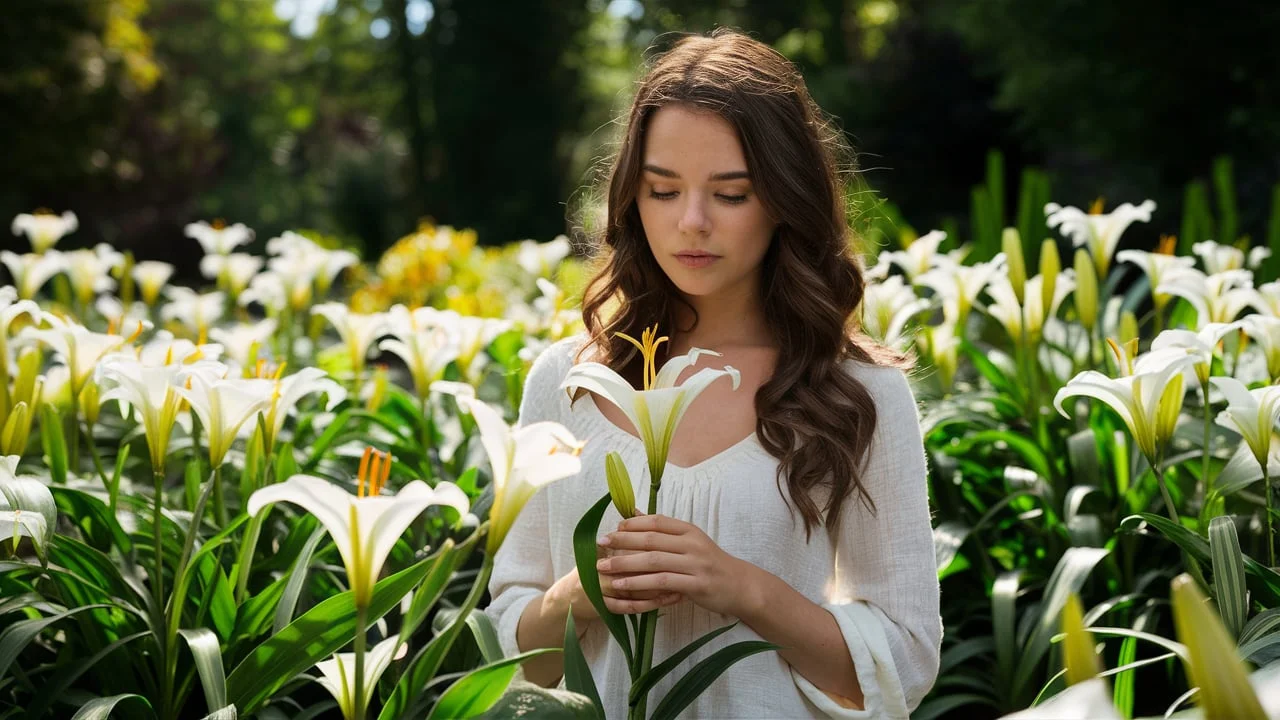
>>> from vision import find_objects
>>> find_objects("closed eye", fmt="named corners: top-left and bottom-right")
top-left (647, 190), bottom-right (749, 205)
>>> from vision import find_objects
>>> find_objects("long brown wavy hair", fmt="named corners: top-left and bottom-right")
top-left (574, 28), bottom-right (911, 540)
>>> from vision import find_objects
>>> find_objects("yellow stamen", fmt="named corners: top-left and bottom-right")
top-left (125, 321), bottom-right (146, 344)
top-left (34, 208), bottom-right (53, 216)
top-left (273, 362), bottom-right (287, 380)
top-left (377, 451), bottom-right (391, 494)
top-left (164, 346), bottom-right (174, 365)
top-left (1157, 234), bottom-right (1178, 255)
top-left (211, 218), bottom-right (226, 230)
top-left (107, 317), bottom-right (120, 336)
top-left (615, 324), bottom-right (668, 390)
top-left (357, 447), bottom-right (373, 498)
top-left (197, 326), bottom-right (208, 346)
top-left (1089, 197), bottom-right (1106, 215)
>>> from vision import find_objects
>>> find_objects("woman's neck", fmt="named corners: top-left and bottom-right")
top-left (670, 280), bottom-right (775, 354)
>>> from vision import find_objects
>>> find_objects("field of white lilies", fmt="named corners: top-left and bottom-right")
top-left (5, 187), bottom-right (1280, 719)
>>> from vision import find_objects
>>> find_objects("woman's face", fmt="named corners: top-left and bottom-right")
top-left (636, 104), bottom-right (777, 304)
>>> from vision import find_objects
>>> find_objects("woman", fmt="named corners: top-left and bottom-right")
top-left (486, 28), bottom-right (941, 719)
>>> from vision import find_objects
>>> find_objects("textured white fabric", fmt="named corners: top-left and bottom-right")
top-left (485, 334), bottom-right (942, 719)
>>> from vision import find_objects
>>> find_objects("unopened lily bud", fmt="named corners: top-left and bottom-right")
top-left (606, 451), bottom-right (637, 519)
top-left (1040, 239), bottom-right (1060, 322)
top-left (79, 378), bottom-right (101, 427)
top-left (12, 347), bottom-right (42, 408)
top-left (1, 401), bottom-right (30, 455)
top-left (1002, 228), bottom-right (1026, 305)
top-left (364, 365), bottom-right (388, 412)
top-left (1119, 311), bottom-right (1139, 346)
top-left (1073, 249), bottom-right (1098, 332)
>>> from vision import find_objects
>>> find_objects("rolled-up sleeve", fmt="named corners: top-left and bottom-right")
top-left (791, 366), bottom-right (943, 718)
top-left (483, 340), bottom-right (569, 667)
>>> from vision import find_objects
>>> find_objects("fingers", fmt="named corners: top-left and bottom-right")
top-left (599, 530), bottom-right (684, 554)
top-left (603, 592), bottom-right (683, 615)
top-left (597, 550), bottom-right (690, 576)
top-left (608, 572), bottom-right (691, 594)
top-left (616, 513), bottom-right (689, 535)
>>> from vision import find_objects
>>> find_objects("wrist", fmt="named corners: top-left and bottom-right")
top-left (731, 558), bottom-right (771, 621)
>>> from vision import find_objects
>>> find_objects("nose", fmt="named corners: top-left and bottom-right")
top-left (676, 194), bottom-right (711, 236)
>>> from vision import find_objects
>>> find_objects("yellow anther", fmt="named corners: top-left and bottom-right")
top-left (211, 218), bottom-right (226, 229)
top-left (357, 446), bottom-right (373, 498)
top-left (273, 362), bottom-right (287, 380)
top-left (1089, 197), bottom-right (1106, 215)
top-left (1157, 234), bottom-right (1178, 255)
top-left (125, 320), bottom-right (146, 344)
top-left (616, 323), bottom-right (668, 390)
top-left (164, 346), bottom-right (174, 365)
top-left (197, 326), bottom-right (208, 346)
top-left (106, 317), bottom-right (119, 336)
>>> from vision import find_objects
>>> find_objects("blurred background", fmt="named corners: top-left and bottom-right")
top-left (2, 0), bottom-right (1278, 278)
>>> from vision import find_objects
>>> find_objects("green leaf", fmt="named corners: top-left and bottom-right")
top-left (51, 487), bottom-right (132, 553)
top-left (179, 627), bottom-right (228, 712)
top-left (1209, 516), bottom-right (1248, 639)
top-left (948, 429), bottom-right (1052, 482)
top-left (992, 570), bottom-right (1022, 697)
top-left (22, 630), bottom-right (150, 719)
top-left (300, 409), bottom-right (353, 471)
top-left (1011, 547), bottom-right (1110, 699)
top-left (274, 526), bottom-right (327, 634)
top-left (274, 442), bottom-right (298, 484)
top-left (572, 492), bottom-right (633, 667)
top-left (562, 610), bottom-right (603, 717)
top-left (465, 610), bottom-right (504, 664)
top-left (1111, 636), bottom-right (1137, 720)
top-left (1240, 607), bottom-right (1280, 646)
top-left (426, 648), bottom-right (559, 719)
top-left (1238, 632), bottom-right (1280, 664)
top-left (474, 682), bottom-right (598, 719)
top-left (648, 640), bottom-right (779, 720)
top-left (1085, 627), bottom-right (1188, 661)
top-left (40, 403), bottom-right (67, 485)
top-left (933, 521), bottom-right (969, 573)
top-left (70, 694), bottom-right (155, 720)
top-left (226, 554), bottom-right (437, 715)
top-left (631, 622), bottom-right (739, 705)
top-left (0, 603), bottom-right (111, 683)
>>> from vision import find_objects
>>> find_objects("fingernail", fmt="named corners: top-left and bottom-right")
top-left (596, 559), bottom-right (609, 571)
top-left (597, 535), bottom-right (611, 546)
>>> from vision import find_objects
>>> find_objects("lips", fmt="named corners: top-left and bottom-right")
top-left (675, 252), bottom-right (720, 269)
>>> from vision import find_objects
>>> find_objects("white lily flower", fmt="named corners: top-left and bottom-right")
top-left (312, 634), bottom-right (407, 720)
top-left (1239, 315), bottom-right (1280, 382)
top-left (1156, 268), bottom-right (1266, 329)
top-left (161, 287), bottom-right (226, 339)
top-left (200, 253), bottom-right (264, 296)
top-left (11, 210), bottom-right (77, 254)
top-left (916, 321), bottom-right (961, 392)
top-left (1, 288), bottom-right (39, 372)
top-left (265, 231), bottom-right (357, 296)
top-left (1257, 280), bottom-right (1280, 318)
top-left (40, 365), bottom-right (70, 409)
top-left (246, 454), bottom-right (470, 608)
top-left (25, 314), bottom-right (131, 397)
top-left (861, 275), bottom-right (929, 349)
top-left (1, 251), bottom-right (67, 300)
top-left (1151, 323), bottom-right (1241, 386)
top-left (1054, 347), bottom-right (1197, 463)
top-left (186, 220), bottom-right (253, 255)
top-left (0, 456), bottom-right (57, 562)
top-left (1000, 678), bottom-right (1121, 720)
top-left (136, 331), bottom-right (223, 367)
top-left (131, 261), bottom-right (175, 305)
top-left (917, 253), bottom-right (1007, 327)
top-left (265, 229), bottom-right (314, 257)
top-left (261, 367), bottom-right (346, 451)
top-left (63, 244), bottom-right (124, 305)
top-left (265, 256), bottom-right (322, 311)
top-left (434, 382), bottom-right (583, 555)
top-left (95, 296), bottom-right (150, 336)
top-left (560, 325), bottom-right (740, 485)
top-left (530, 277), bottom-right (582, 340)
top-left (1115, 247), bottom-right (1196, 312)
top-left (982, 271), bottom-right (1076, 346)
top-left (209, 318), bottom-right (279, 369)
top-left (380, 305), bottom-right (458, 398)
top-left (314, 248), bottom-right (359, 296)
top-left (313, 303), bottom-right (389, 378)
top-left (239, 271), bottom-right (288, 314)
top-left (1210, 377), bottom-right (1280, 471)
top-left (1193, 239), bottom-right (1271, 274)
top-left (875, 229), bottom-right (950, 282)
top-left (97, 355), bottom-right (209, 474)
top-left (434, 311), bottom-right (513, 381)
top-left (516, 235), bottom-right (572, 277)
top-left (172, 368), bottom-right (275, 468)
top-left (1045, 198), bottom-right (1156, 278)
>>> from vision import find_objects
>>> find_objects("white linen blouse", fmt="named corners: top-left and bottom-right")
top-left (485, 335), bottom-right (942, 719)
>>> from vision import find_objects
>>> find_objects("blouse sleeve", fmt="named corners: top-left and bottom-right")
top-left (484, 339), bottom-right (572, 666)
top-left (791, 365), bottom-right (943, 719)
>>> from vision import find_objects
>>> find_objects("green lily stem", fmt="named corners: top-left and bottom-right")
top-left (632, 475), bottom-right (663, 720)
top-left (164, 471), bottom-right (218, 720)
top-left (151, 468), bottom-right (168, 718)
top-left (69, 386), bottom-right (80, 476)
top-left (1153, 454), bottom-right (1179, 524)
top-left (212, 464), bottom-right (226, 528)
top-left (1266, 466), bottom-right (1276, 569)
top-left (1201, 381), bottom-right (1213, 500)
top-left (354, 604), bottom-right (368, 720)
top-left (82, 421), bottom-right (109, 487)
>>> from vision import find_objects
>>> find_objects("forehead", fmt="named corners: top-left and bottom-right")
top-left (642, 104), bottom-right (746, 169)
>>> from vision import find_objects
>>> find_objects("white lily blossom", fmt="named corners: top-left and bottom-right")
top-left (266, 231), bottom-right (357, 296)
top-left (1000, 678), bottom-right (1121, 720)
top-left (172, 368), bottom-right (275, 468)
top-left (1045, 199), bottom-right (1156, 279)
top-left (1, 251), bottom-right (67, 300)
top-left (380, 305), bottom-right (459, 398)
top-left (209, 318), bottom-right (279, 369)
top-left (1210, 376), bottom-right (1280, 471)
top-left (1151, 323), bottom-right (1242, 386)
top-left (982, 271), bottom-right (1076, 346)
top-left (312, 634), bottom-right (407, 720)
top-left (530, 277), bottom-right (582, 340)
top-left (63, 244), bottom-right (124, 305)
top-left (313, 303), bottom-right (390, 378)
top-left (560, 326), bottom-right (740, 485)
top-left (135, 331), bottom-right (222, 367)
top-left (1239, 315), bottom-right (1280, 382)
top-left (11, 211), bottom-right (77, 254)
top-left (261, 367), bottom-right (346, 451)
top-left (0, 288), bottom-right (39, 370)
top-left (861, 275), bottom-right (929, 349)
top-left (239, 271), bottom-right (288, 315)
top-left (434, 311), bottom-right (513, 381)
top-left (1156, 268), bottom-right (1266, 329)
top-left (97, 355), bottom-right (214, 473)
top-left (515, 235), bottom-right (572, 278)
top-left (433, 382), bottom-right (583, 555)
top-left (95, 296), bottom-right (150, 336)
top-left (1054, 347), bottom-right (1197, 463)
top-left (24, 314), bottom-right (131, 397)
top-left (200, 253), bottom-right (264, 296)
top-left (131, 261), bottom-right (175, 305)
top-left (1193, 239), bottom-right (1271, 274)
top-left (265, 256), bottom-right (322, 311)
top-left (186, 220), bottom-right (253, 255)
top-left (917, 253), bottom-right (1007, 327)
top-left (0, 455), bottom-right (57, 562)
top-left (877, 230), bottom-right (964, 282)
top-left (1115, 248), bottom-right (1197, 312)
top-left (246, 461), bottom-right (470, 609)
top-left (161, 287), bottom-right (226, 339)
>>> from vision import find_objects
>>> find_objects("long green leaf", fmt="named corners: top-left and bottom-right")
top-left (273, 526), bottom-right (326, 634)
top-left (630, 622), bottom-right (739, 705)
top-left (23, 630), bottom-right (149, 719)
top-left (70, 694), bottom-right (155, 720)
top-left (562, 610), bottom-right (603, 717)
top-left (1112, 636), bottom-right (1137, 719)
top-left (648, 640), bottom-right (779, 720)
top-left (1085, 627), bottom-right (1189, 661)
top-left (40, 403), bottom-right (67, 485)
top-left (572, 492), bottom-right (633, 667)
top-left (426, 648), bottom-right (559, 720)
top-left (1209, 516), bottom-right (1248, 639)
top-left (1240, 606), bottom-right (1280, 646)
top-left (0, 603), bottom-right (111, 682)
top-left (992, 570), bottom-right (1022, 697)
top-left (179, 627), bottom-right (228, 712)
top-left (226, 554), bottom-right (436, 715)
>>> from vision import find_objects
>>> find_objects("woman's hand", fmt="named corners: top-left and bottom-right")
top-left (596, 513), bottom-right (757, 618)
top-left (544, 543), bottom-right (684, 624)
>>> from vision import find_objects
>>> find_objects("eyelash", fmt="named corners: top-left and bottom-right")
top-left (648, 190), bottom-right (748, 205)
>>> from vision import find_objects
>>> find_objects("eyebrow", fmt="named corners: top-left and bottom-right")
top-left (642, 164), bottom-right (750, 182)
